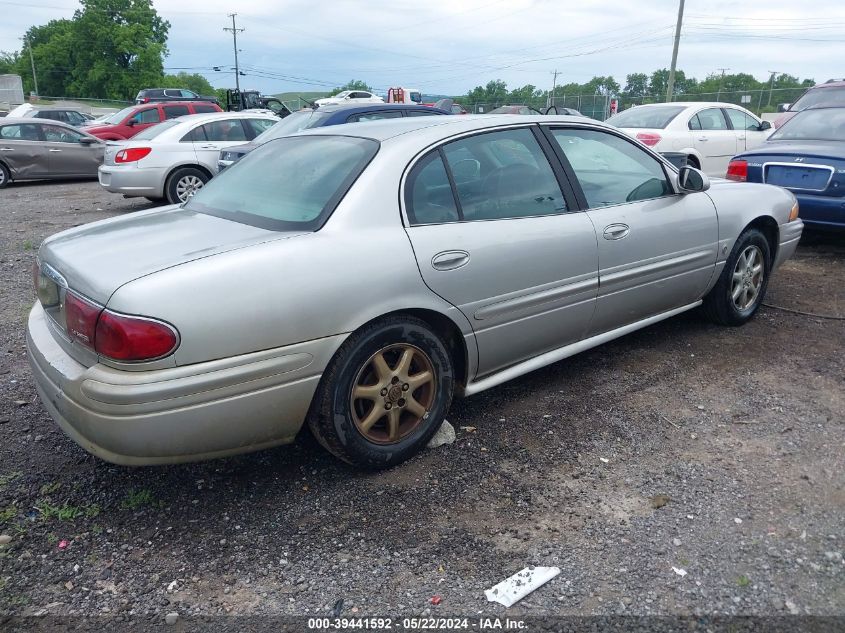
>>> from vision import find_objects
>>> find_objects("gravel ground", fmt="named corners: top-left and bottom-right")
top-left (0, 181), bottom-right (843, 626)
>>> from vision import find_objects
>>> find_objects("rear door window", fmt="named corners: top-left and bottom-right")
top-left (41, 125), bottom-right (86, 143)
top-left (696, 108), bottom-right (729, 130)
top-left (201, 119), bottom-right (249, 142)
top-left (244, 118), bottom-right (276, 137)
top-left (0, 124), bottom-right (42, 140)
top-left (163, 105), bottom-right (190, 120)
top-left (193, 104), bottom-right (218, 114)
top-left (405, 152), bottom-right (461, 225)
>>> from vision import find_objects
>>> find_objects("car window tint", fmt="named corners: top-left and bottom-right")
top-left (407, 110), bottom-right (440, 117)
top-left (180, 126), bottom-right (207, 142)
top-left (41, 124), bottom-right (85, 143)
top-left (688, 114), bottom-right (702, 130)
top-left (0, 124), bottom-right (41, 140)
top-left (697, 108), bottom-right (728, 130)
top-left (244, 118), bottom-right (276, 136)
top-left (202, 119), bottom-right (248, 142)
top-left (180, 90), bottom-right (197, 98)
top-left (441, 127), bottom-right (566, 221)
top-left (551, 128), bottom-right (672, 208)
top-left (405, 152), bottom-right (460, 225)
top-left (725, 108), bottom-right (758, 131)
top-left (163, 105), bottom-right (190, 120)
top-left (347, 111), bottom-right (403, 123)
top-left (193, 104), bottom-right (218, 114)
top-left (163, 90), bottom-right (181, 98)
top-left (132, 109), bottom-right (161, 124)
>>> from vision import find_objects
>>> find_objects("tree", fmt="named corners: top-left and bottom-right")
top-left (583, 76), bottom-right (620, 97)
top-left (466, 79), bottom-right (509, 106)
top-left (330, 80), bottom-right (372, 96)
top-left (0, 51), bottom-right (21, 75)
top-left (623, 73), bottom-right (649, 98)
top-left (507, 84), bottom-right (543, 105)
top-left (161, 72), bottom-right (216, 95)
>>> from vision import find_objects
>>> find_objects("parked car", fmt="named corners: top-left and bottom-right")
top-left (217, 103), bottom-right (449, 171)
top-left (28, 114), bottom-right (802, 469)
top-left (728, 105), bottom-right (845, 230)
top-left (487, 105), bottom-right (543, 115)
top-left (136, 88), bottom-right (219, 105)
top-left (6, 104), bottom-right (94, 127)
top-left (97, 112), bottom-right (276, 204)
top-left (607, 102), bottom-right (773, 177)
top-left (545, 105), bottom-right (583, 116)
top-left (0, 118), bottom-right (104, 188)
top-left (83, 101), bottom-right (223, 141)
top-left (774, 79), bottom-right (845, 129)
top-left (314, 90), bottom-right (384, 107)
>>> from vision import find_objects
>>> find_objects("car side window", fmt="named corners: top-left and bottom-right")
top-left (405, 152), bottom-right (461, 225)
top-left (181, 126), bottom-right (207, 142)
top-left (202, 119), bottom-right (248, 142)
top-left (180, 90), bottom-right (198, 98)
top-left (244, 118), bottom-right (277, 136)
top-left (407, 110), bottom-right (440, 117)
top-left (688, 114), bottom-right (702, 130)
top-left (193, 104), bottom-right (218, 114)
top-left (163, 105), bottom-right (190, 120)
top-left (725, 108), bottom-right (759, 131)
top-left (41, 124), bottom-right (86, 143)
top-left (346, 111), bottom-right (403, 123)
top-left (0, 124), bottom-right (41, 140)
top-left (697, 108), bottom-right (728, 130)
top-left (163, 89), bottom-right (181, 99)
top-left (441, 127), bottom-right (567, 221)
top-left (550, 128), bottom-right (673, 208)
top-left (131, 109), bottom-right (161, 124)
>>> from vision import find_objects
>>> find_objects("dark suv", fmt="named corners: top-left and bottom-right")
top-left (135, 88), bottom-right (219, 105)
top-left (775, 79), bottom-right (845, 128)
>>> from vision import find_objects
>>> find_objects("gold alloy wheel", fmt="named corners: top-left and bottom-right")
top-left (350, 344), bottom-right (437, 445)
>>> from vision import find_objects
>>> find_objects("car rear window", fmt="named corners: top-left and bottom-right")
top-left (770, 108), bottom-right (845, 142)
top-left (253, 110), bottom-right (333, 143)
top-left (606, 105), bottom-right (686, 129)
top-left (791, 86), bottom-right (845, 111)
top-left (185, 135), bottom-right (379, 231)
top-left (132, 119), bottom-right (181, 140)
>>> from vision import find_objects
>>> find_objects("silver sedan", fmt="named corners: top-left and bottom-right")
top-left (27, 115), bottom-right (803, 468)
top-left (0, 118), bottom-right (104, 188)
top-left (97, 112), bottom-right (276, 204)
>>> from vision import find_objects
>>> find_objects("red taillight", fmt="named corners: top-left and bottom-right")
top-left (65, 291), bottom-right (102, 348)
top-left (635, 132), bottom-right (662, 147)
top-left (95, 311), bottom-right (178, 361)
top-left (141, 97), bottom-right (150, 103)
top-left (726, 159), bottom-right (748, 182)
top-left (115, 147), bottom-right (152, 163)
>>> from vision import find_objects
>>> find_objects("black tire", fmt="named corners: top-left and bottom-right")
top-left (165, 167), bottom-right (208, 205)
top-left (307, 316), bottom-right (454, 469)
top-left (0, 162), bottom-right (10, 189)
top-left (144, 196), bottom-right (166, 204)
top-left (702, 227), bottom-right (772, 326)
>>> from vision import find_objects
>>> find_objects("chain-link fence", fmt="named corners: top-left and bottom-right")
top-left (466, 95), bottom-right (612, 120)
top-left (621, 86), bottom-right (808, 115)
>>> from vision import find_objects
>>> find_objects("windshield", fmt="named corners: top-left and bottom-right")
top-left (606, 105), bottom-right (686, 129)
top-left (101, 106), bottom-right (137, 125)
top-left (254, 110), bottom-right (332, 143)
top-left (335, 91), bottom-right (351, 99)
top-left (769, 108), bottom-right (845, 142)
top-left (791, 86), bottom-right (845, 111)
top-left (131, 119), bottom-right (180, 140)
top-left (185, 135), bottom-right (379, 231)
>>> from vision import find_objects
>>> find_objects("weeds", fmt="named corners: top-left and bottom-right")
top-left (120, 488), bottom-right (154, 510)
top-left (0, 505), bottom-right (17, 524)
top-left (0, 471), bottom-right (22, 489)
top-left (34, 500), bottom-right (99, 522)
top-left (39, 481), bottom-right (61, 495)
top-left (737, 575), bottom-right (751, 587)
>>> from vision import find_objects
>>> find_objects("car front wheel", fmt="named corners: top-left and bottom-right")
top-left (702, 227), bottom-right (771, 326)
top-left (0, 162), bottom-right (10, 189)
top-left (307, 316), bottom-right (454, 469)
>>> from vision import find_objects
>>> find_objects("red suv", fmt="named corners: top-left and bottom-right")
top-left (775, 79), bottom-right (845, 128)
top-left (83, 101), bottom-right (222, 140)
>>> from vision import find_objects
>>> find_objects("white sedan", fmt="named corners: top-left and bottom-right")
top-left (314, 90), bottom-right (384, 107)
top-left (606, 102), bottom-right (773, 177)
top-left (97, 112), bottom-right (276, 204)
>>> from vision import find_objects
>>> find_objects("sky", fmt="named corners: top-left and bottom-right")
top-left (1, 0), bottom-right (844, 97)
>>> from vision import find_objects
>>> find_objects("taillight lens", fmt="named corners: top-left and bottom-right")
top-left (726, 160), bottom-right (748, 182)
top-left (65, 291), bottom-right (103, 348)
top-left (115, 147), bottom-right (152, 163)
top-left (635, 132), bottom-right (662, 147)
top-left (95, 311), bottom-right (178, 361)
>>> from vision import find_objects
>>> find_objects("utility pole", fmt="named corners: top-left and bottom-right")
top-left (716, 67), bottom-right (730, 101)
top-left (223, 14), bottom-right (244, 94)
top-left (21, 36), bottom-right (39, 97)
top-left (666, 0), bottom-right (685, 102)
top-left (549, 69), bottom-right (560, 108)
top-left (767, 70), bottom-right (779, 107)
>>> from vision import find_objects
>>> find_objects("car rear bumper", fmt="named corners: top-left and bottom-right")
top-left (98, 165), bottom-right (166, 199)
top-left (773, 219), bottom-right (804, 270)
top-left (793, 193), bottom-right (845, 230)
top-left (26, 303), bottom-right (339, 465)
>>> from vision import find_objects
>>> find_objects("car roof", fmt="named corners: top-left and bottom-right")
top-left (315, 103), bottom-right (445, 114)
top-left (626, 102), bottom-right (748, 108)
top-left (812, 80), bottom-right (845, 88)
top-left (165, 111), bottom-right (275, 125)
top-left (134, 101), bottom-right (215, 109)
top-left (297, 113), bottom-right (598, 142)
top-left (0, 116), bottom-right (99, 135)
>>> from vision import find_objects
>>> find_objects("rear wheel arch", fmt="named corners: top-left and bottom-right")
top-left (167, 163), bottom-right (213, 182)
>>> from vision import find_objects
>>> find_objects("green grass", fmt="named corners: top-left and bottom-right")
top-left (120, 488), bottom-right (154, 510)
top-left (39, 481), bottom-right (61, 495)
top-left (22, 240), bottom-right (33, 251)
top-left (0, 505), bottom-right (17, 524)
top-left (0, 471), bottom-right (22, 489)
top-left (737, 574), bottom-right (751, 587)
top-left (34, 500), bottom-right (100, 521)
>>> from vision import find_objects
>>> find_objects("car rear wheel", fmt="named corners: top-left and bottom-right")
top-left (702, 227), bottom-right (771, 326)
top-left (165, 167), bottom-right (208, 204)
top-left (0, 162), bottom-right (10, 189)
top-left (307, 316), bottom-right (454, 469)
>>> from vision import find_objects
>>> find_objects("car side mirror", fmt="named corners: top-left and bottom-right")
top-left (759, 120), bottom-right (772, 131)
top-left (78, 137), bottom-right (96, 145)
top-left (677, 166), bottom-right (710, 193)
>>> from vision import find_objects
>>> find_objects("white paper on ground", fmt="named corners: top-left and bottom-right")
top-left (484, 566), bottom-right (561, 607)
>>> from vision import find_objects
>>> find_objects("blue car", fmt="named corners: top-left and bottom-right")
top-left (217, 103), bottom-right (450, 171)
top-left (727, 105), bottom-right (845, 230)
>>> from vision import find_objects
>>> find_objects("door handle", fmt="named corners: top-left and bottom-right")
top-left (49, 149), bottom-right (62, 152)
top-left (431, 250), bottom-right (470, 271)
top-left (200, 144), bottom-right (219, 150)
top-left (697, 137), bottom-right (708, 142)
top-left (603, 224), bottom-right (630, 240)
top-left (0, 148), bottom-right (13, 151)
